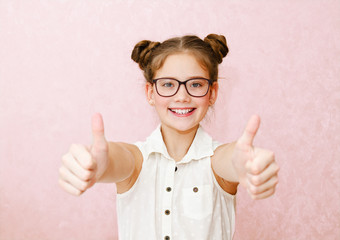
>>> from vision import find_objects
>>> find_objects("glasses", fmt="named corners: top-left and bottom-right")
top-left (152, 78), bottom-right (213, 97)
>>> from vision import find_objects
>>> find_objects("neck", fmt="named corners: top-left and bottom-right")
top-left (160, 124), bottom-right (199, 162)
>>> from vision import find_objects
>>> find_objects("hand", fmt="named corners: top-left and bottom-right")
top-left (58, 113), bottom-right (109, 196)
top-left (232, 115), bottom-right (279, 199)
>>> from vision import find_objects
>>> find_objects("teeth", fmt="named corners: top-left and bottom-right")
top-left (171, 109), bottom-right (193, 114)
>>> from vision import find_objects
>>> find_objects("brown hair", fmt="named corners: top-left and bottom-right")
top-left (131, 34), bottom-right (228, 83)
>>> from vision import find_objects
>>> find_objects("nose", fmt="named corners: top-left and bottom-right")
top-left (174, 84), bottom-right (190, 102)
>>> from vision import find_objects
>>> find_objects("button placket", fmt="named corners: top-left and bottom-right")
top-left (161, 160), bottom-right (175, 240)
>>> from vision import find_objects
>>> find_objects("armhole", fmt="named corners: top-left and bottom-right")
top-left (211, 166), bottom-right (237, 198)
top-left (211, 140), bottom-right (238, 198)
top-left (116, 142), bottom-right (144, 195)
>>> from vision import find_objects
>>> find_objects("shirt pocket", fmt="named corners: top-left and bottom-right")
top-left (180, 184), bottom-right (213, 220)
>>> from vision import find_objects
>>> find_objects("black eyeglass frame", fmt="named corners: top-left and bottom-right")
top-left (152, 77), bottom-right (214, 97)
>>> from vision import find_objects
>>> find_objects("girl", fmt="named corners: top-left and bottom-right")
top-left (59, 34), bottom-right (279, 240)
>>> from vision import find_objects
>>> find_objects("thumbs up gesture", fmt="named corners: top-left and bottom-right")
top-left (232, 115), bottom-right (279, 199)
top-left (59, 113), bottom-right (109, 196)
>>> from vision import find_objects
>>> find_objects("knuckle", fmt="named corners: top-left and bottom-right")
top-left (266, 188), bottom-right (275, 196)
top-left (74, 190), bottom-right (83, 196)
top-left (251, 166), bottom-right (261, 175)
top-left (252, 176), bottom-right (262, 185)
top-left (81, 171), bottom-right (92, 181)
top-left (59, 167), bottom-right (70, 180)
top-left (273, 182), bottom-right (279, 189)
top-left (79, 184), bottom-right (87, 192)
top-left (245, 162), bottom-right (251, 172)
top-left (249, 185), bottom-right (258, 194)
top-left (58, 167), bottom-right (65, 177)
top-left (61, 153), bottom-right (71, 164)
top-left (275, 165), bottom-right (280, 173)
top-left (79, 181), bottom-right (90, 192)
top-left (79, 151), bottom-right (94, 169)
top-left (83, 159), bottom-right (96, 170)
top-left (59, 179), bottom-right (84, 196)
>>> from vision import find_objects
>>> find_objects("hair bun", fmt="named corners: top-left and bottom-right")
top-left (204, 34), bottom-right (228, 63)
top-left (131, 40), bottom-right (161, 70)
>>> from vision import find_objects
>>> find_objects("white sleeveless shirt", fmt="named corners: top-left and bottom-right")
top-left (116, 125), bottom-right (235, 240)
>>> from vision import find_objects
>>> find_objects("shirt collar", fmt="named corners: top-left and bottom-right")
top-left (144, 124), bottom-right (214, 164)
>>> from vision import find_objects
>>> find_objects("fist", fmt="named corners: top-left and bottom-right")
top-left (233, 115), bottom-right (280, 199)
top-left (58, 113), bottom-right (109, 196)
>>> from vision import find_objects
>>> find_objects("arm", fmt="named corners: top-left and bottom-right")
top-left (97, 142), bottom-right (137, 183)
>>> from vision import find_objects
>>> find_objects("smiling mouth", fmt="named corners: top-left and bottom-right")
top-left (169, 108), bottom-right (195, 115)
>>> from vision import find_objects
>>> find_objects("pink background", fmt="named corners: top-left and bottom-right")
top-left (1, 0), bottom-right (339, 239)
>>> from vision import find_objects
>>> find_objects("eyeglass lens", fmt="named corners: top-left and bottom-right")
top-left (155, 78), bottom-right (210, 97)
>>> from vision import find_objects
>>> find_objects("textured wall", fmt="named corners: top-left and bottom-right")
top-left (0, 0), bottom-right (339, 239)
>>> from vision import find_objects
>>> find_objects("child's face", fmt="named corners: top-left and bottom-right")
top-left (146, 53), bottom-right (218, 133)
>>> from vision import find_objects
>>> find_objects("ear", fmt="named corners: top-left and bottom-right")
top-left (209, 82), bottom-right (218, 106)
top-left (145, 82), bottom-right (155, 106)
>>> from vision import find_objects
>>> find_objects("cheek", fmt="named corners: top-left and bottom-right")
top-left (196, 96), bottom-right (211, 108)
top-left (154, 95), bottom-right (170, 110)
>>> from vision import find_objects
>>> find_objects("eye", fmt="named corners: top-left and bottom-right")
top-left (191, 82), bottom-right (202, 88)
top-left (159, 79), bottom-right (176, 88)
top-left (189, 79), bottom-right (206, 88)
top-left (163, 82), bottom-right (174, 88)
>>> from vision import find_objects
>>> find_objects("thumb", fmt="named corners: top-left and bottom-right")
top-left (238, 115), bottom-right (261, 147)
top-left (91, 112), bottom-right (106, 147)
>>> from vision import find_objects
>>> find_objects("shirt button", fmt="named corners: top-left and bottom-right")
top-left (166, 187), bottom-right (172, 192)
top-left (193, 187), bottom-right (198, 192)
top-left (165, 209), bottom-right (170, 215)
top-left (175, 166), bottom-right (178, 172)
top-left (164, 236), bottom-right (170, 240)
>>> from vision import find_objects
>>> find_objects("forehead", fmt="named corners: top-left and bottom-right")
top-left (154, 53), bottom-right (209, 79)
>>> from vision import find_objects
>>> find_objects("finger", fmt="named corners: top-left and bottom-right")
top-left (247, 149), bottom-right (275, 175)
top-left (58, 179), bottom-right (83, 196)
top-left (92, 113), bottom-right (106, 147)
top-left (69, 144), bottom-right (96, 170)
top-left (59, 166), bottom-right (92, 193)
top-left (238, 115), bottom-right (261, 147)
top-left (248, 160), bottom-right (279, 186)
top-left (248, 187), bottom-right (276, 200)
top-left (247, 175), bottom-right (279, 196)
top-left (62, 152), bottom-right (96, 181)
